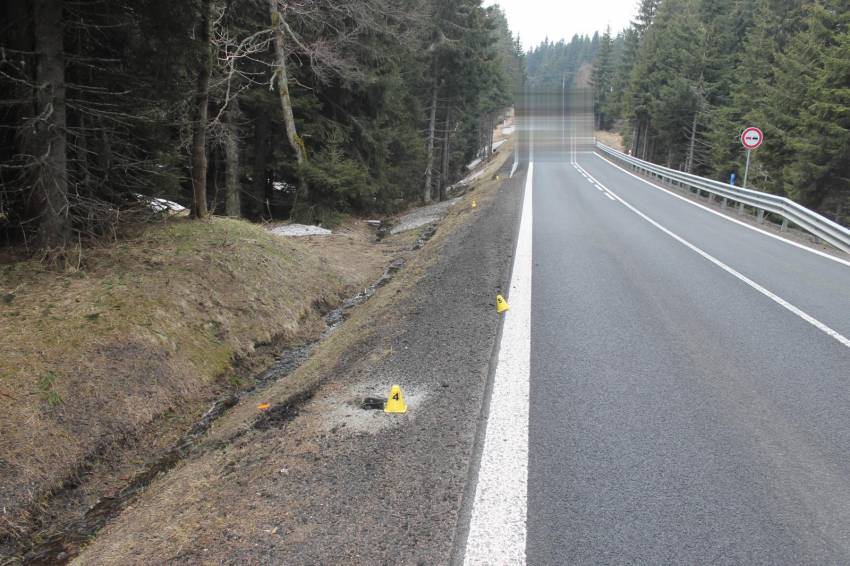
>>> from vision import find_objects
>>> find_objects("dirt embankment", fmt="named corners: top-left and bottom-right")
top-left (0, 217), bottom-right (397, 553)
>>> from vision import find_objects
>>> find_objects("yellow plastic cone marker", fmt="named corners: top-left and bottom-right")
top-left (472, 199), bottom-right (478, 209)
top-left (257, 403), bottom-right (270, 411)
top-left (384, 385), bottom-right (407, 414)
top-left (496, 293), bottom-right (510, 314)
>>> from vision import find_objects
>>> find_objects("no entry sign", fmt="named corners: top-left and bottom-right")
top-left (741, 127), bottom-right (764, 150)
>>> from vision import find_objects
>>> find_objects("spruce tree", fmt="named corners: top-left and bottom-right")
top-left (592, 26), bottom-right (616, 130)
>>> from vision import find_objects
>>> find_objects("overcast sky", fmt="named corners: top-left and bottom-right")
top-left (486, 0), bottom-right (637, 51)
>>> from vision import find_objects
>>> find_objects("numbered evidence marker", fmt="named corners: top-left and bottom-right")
top-left (496, 293), bottom-right (510, 314)
top-left (384, 385), bottom-right (407, 414)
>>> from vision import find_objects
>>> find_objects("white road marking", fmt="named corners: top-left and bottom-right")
top-left (463, 163), bottom-right (533, 565)
top-left (574, 163), bottom-right (850, 350)
top-left (592, 153), bottom-right (850, 268)
top-left (575, 163), bottom-right (617, 201)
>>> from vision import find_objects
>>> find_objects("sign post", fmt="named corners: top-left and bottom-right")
top-left (740, 126), bottom-right (764, 188)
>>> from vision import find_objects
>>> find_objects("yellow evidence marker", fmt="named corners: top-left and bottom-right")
top-left (384, 385), bottom-right (407, 414)
top-left (472, 199), bottom-right (478, 209)
top-left (496, 293), bottom-right (510, 314)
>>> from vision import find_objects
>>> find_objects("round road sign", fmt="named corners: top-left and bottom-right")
top-left (741, 127), bottom-right (763, 150)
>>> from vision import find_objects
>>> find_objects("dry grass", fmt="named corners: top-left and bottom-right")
top-left (69, 142), bottom-right (516, 565)
top-left (0, 216), bottom-right (392, 543)
top-left (596, 130), bottom-right (625, 151)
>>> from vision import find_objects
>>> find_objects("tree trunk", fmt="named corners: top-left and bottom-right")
top-left (489, 115), bottom-right (495, 157)
top-left (685, 110), bottom-right (698, 173)
top-left (269, 1), bottom-right (308, 200)
top-left (191, 0), bottom-right (213, 219)
top-left (224, 102), bottom-right (241, 217)
top-left (630, 123), bottom-right (639, 155)
top-left (477, 121), bottom-right (483, 159)
top-left (33, 0), bottom-right (69, 250)
top-left (251, 117), bottom-right (269, 220)
top-left (640, 121), bottom-right (650, 160)
top-left (423, 82), bottom-right (438, 203)
top-left (439, 105), bottom-right (452, 202)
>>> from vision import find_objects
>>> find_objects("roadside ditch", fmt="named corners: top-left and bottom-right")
top-left (9, 231), bottom-right (428, 566)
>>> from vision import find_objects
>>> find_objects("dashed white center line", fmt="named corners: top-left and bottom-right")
top-left (576, 163), bottom-right (619, 202)
top-left (592, 153), bottom-right (850, 268)
top-left (574, 161), bottom-right (850, 350)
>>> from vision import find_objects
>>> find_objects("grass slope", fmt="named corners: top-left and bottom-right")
top-left (0, 217), bottom-right (385, 542)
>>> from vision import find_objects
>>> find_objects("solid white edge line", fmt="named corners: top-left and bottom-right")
top-left (592, 153), bottom-right (850, 268)
top-left (574, 163), bottom-right (850, 349)
top-left (463, 163), bottom-right (533, 565)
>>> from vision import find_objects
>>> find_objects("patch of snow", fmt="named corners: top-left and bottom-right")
top-left (135, 194), bottom-right (186, 214)
top-left (501, 126), bottom-right (515, 135)
top-left (270, 224), bottom-right (332, 237)
top-left (272, 181), bottom-right (296, 192)
top-left (458, 168), bottom-right (488, 186)
top-left (466, 140), bottom-right (508, 170)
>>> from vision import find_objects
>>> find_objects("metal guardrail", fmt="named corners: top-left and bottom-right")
top-left (596, 142), bottom-right (850, 255)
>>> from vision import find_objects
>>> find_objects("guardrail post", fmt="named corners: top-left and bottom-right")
top-left (757, 209), bottom-right (765, 224)
top-left (737, 202), bottom-right (744, 215)
top-left (721, 198), bottom-right (727, 210)
top-left (780, 218), bottom-right (788, 232)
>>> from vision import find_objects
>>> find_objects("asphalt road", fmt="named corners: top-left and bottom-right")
top-left (511, 143), bottom-right (850, 563)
